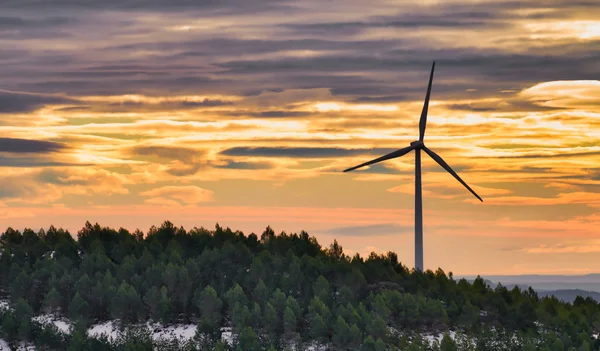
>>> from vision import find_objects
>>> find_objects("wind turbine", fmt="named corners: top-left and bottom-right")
top-left (343, 62), bottom-right (483, 272)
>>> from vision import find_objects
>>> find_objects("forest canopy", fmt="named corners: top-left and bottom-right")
top-left (0, 221), bottom-right (599, 350)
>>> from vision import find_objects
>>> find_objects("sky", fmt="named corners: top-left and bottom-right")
top-left (0, 0), bottom-right (599, 275)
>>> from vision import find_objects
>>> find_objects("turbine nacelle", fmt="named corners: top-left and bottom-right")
top-left (410, 140), bottom-right (424, 149)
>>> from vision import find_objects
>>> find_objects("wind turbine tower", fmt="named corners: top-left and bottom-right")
top-left (343, 62), bottom-right (483, 271)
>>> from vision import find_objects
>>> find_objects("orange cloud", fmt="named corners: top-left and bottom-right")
top-left (466, 192), bottom-right (600, 207)
top-left (520, 80), bottom-right (600, 109)
top-left (524, 241), bottom-right (600, 254)
top-left (140, 186), bottom-right (215, 205)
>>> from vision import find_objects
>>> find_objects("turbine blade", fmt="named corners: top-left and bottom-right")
top-left (419, 61), bottom-right (435, 141)
top-left (422, 146), bottom-right (483, 202)
top-left (343, 145), bottom-right (414, 172)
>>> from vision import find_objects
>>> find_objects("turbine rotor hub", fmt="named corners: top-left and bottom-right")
top-left (410, 140), bottom-right (424, 149)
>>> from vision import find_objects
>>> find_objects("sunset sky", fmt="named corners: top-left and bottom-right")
top-left (1, 0), bottom-right (599, 275)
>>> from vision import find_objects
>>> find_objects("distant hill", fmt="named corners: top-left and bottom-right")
top-left (461, 274), bottom-right (600, 292)
top-left (536, 289), bottom-right (600, 303)
top-left (460, 275), bottom-right (600, 303)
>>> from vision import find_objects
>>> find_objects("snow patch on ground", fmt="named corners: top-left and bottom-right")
top-left (87, 320), bottom-right (198, 343)
top-left (304, 341), bottom-right (328, 351)
top-left (0, 339), bottom-right (10, 351)
top-left (87, 320), bottom-right (120, 341)
top-left (221, 327), bottom-right (234, 346)
top-left (422, 330), bottom-right (458, 345)
top-left (0, 300), bottom-right (10, 312)
top-left (146, 322), bottom-right (196, 342)
top-left (15, 343), bottom-right (36, 351)
top-left (33, 314), bottom-right (72, 334)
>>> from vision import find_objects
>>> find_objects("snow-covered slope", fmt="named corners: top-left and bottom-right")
top-left (87, 321), bottom-right (120, 342)
top-left (32, 314), bottom-right (72, 335)
top-left (0, 339), bottom-right (10, 351)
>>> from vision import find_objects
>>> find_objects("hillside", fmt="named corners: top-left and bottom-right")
top-left (1, 221), bottom-right (599, 350)
top-left (463, 275), bottom-right (600, 294)
top-left (536, 290), bottom-right (600, 304)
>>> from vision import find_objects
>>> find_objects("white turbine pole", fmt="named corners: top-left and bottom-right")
top-left (415, 148), bottom-right (423, 271)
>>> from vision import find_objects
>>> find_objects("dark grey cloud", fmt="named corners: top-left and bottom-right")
top-left (180, 99), bottom-right (232, 107)
top-left (1, 0), bottom-right (598, 103)
top-left (325, 223), bottom-right (411, 236)
top-left (220, 147), bottom-right (397, 158)
top-left (422, 163), bottom-right (470, 173)
top-left (342, 162), bottom-right (400, 175)
top-left (165, 164), bottom-right (205, 177)
top-left (130, 146), bottom-right (201, 162)
top-left (281, 11), bottom-right (506, 37)
top-left (0, 0), bottom-right (301, 23)
top-left (353, 95), bottom-right (410, 103)
top-left (14, 76), bottom-right (228, 97)
top-left (448, 100), bottom-right (562, 113)
top-left (225, 110), bottom-right (313, 118)
top-left (104, 98), bottom-right (232, 112)
top-left (588, 169), bottom-right (600, 181)
top-left (447, 104), bottom-right (498, 112)
top-left (0, 138), bottom-right (66, 153)
top-left (0, 16), bottom-right (75, 28)
top-left (216, 51), bottom-right (599, 89)
top-left (0, 155), bottom-right (83, 168)
top-left (0, 90), bottom-right (75, 113)
top-left (215, 160), bottom-right (274, 170)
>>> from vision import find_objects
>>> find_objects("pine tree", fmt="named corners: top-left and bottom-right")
top-left (308, 313), bottom-right (328, 343)
top-left (195, 285), bottom-right (223, 341)
top-left (440, 333), bottom-right (458, 351)
top-left (313, 276), bottom-right (330, 306)
top-left (332, 316), bottom-right (350, 349)
top-left (367, 313), bottom-right (388, 341)
top-left (1, 313), bottom-right (18, 341)
top-left (213, 341), bottom-right (228, 351)
top-left (67, 330), bottom-right (87, 351)
top-left (231, 303), bottom-right (252, 334)
top-left (68, 292), bottom-right (90, 324)
top-left (43, 287), bottom-right (63, 313)
top-left (283, 306), bottom-right (297, 335)
top-left (263, 302), bottom-right (279, 343)
top-left (237, 327), bottom-right (261, 351)
top-left (253, 279), bottom-right (269, 307)
top-left (361, 336), bottom-right (377, 351)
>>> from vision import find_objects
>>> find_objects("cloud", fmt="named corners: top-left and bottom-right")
top-left (523, 241), bottom-right (600, 254)
top-left (0, 90), bottom-right (75, 113)
top-left (0, 172), bottom-right (64, 204)
top-left (0, 16), bottom-right (76, 29)
top-left (466, 192), bottom-right (600, 207)
top-left (35, 168), bottom-right (130, 195)
top-left (140, 186), bottom-right (215, 205)
top-left (387, 182), bottom-right (510, 200)
top-left (251, 111), bottom-right (313, 118)
top-left (0, 138), bottom-right (66, 153)
top-left (519, 80), bottom-right (600, 109)
top-left (0, 155), bottom-right (86, 168)
top-left (1, 0), bottom-right (293, 12)
top-left (102, 98), bottom-right (233, 112)
top-left (220, 147), bottom-right (396, 158)
top-left (493, 150), bottom-right (600, 159)
top-left (130, 146), bottom-right (202, 162)
top-left (215, 160), bottom-right (275, 170)
top-left (325, 223), bottom-right (411, 236)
